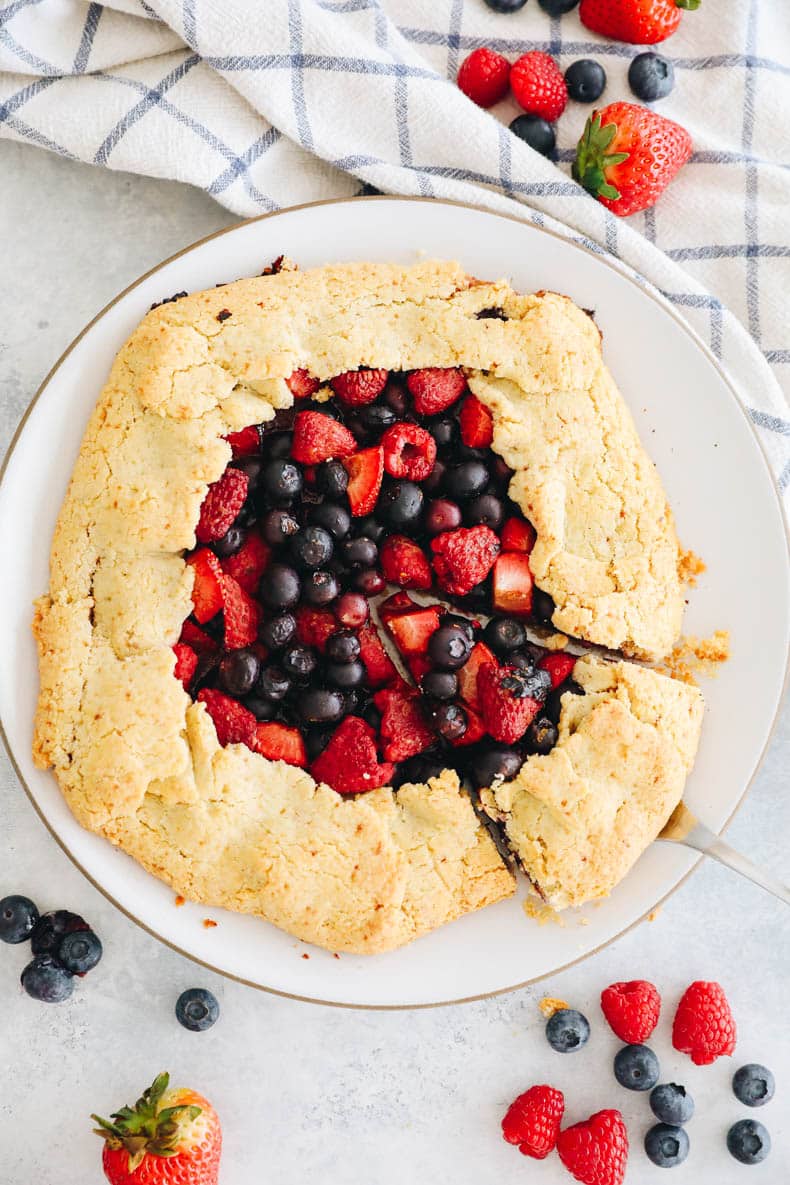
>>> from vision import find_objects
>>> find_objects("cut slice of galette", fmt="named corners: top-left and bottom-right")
top-left (32, 259), bottom-right (703, 954)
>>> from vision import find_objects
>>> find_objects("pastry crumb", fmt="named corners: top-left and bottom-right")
top-left (302, 952), bottom-right (310, 960)
top-left (678, 548), bottom-right (706, 587)
top-left (647, 907), bottom-right (661, 923)
top-left (659, 629), bottom-right (730, 685)
top-left (523, 898), bottom-right (564, 926)
top-left (202, 918), bottom-right (217, 929)
top-left (174, 894), bottom-right (186, 907)
top-left (538, 996), bottom-right (569, 1018)
top-left (543, 632), bottom-right (570, 651)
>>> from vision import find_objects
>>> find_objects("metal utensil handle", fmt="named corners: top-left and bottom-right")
top-left (678, 820), bottom-right (790, 908)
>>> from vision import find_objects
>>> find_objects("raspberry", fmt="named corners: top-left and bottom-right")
top-left (310, 716), bottom-right (394, 794)
top-left (672, 981), bottom-right (737, 1066)
top-left (291, 410), bottom-right (357, 464)
top-left (286, 368), bottom-right (321, 399)
top-left (601, 980), bottom-right (661, 1045)
top-left (294, 606), bottom-right (337, 652)
top-left (430, 525), bottom-right (500, 596)
top-left (406, 367), bottom-right (467, 416)
top-left (457, 47), bottom-right (511, 108)
top-left (557, 1110), bottom-right (629, 1185)
top-left (502, 1084), bottom-right (564, 1160)
top-left (381, 422), bottom-right (437, 481)
top-left (511, 51), bottom-right (568, 123)
top-left (195, 467), bottom-right (249, 543)
top-left (380, 535), bottom-right (432, 590)
top-left (197, 688), bottom-right (257, 748)
top-left (330, 368), bottom-right (389, 406)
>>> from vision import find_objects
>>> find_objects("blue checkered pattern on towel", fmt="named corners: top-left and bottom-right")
top-left (1, 0), bottom-right (788, 496)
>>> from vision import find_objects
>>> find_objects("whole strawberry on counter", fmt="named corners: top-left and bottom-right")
top-left (580, 0), bottom-right (701, 44)
top-left (574, 102), bottom-right (692, 217)
top-left (92, 1073), bottom-right (221, 1185)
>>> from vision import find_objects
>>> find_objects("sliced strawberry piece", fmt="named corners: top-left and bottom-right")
top-left (344, 446), bottom-right (384, 516)
top-left (195, 467), bottom-right (249, 544)
top-left (221, 531), bottom-right (271, 595)
top-left (379, 590), bottom-right (419, 619)
top-left (286, 368), bottom-right (321, 399)
top-left (250, 722), bottom-right (306, 768)
top-left (179, 619), bottom-right (218, 654)
top-left (197, 688), bottom-right (257, 748)
top-left (381, 423), bottom-right (437, 481)
top-left (539, 652), bottom-right (577, 689)
top-left (406, 652), bottom-right (432, 685)
top-left (492, 552), bottom-right (534, 616)
top-left (374, 686), bottom-right (436, 762)
top-left (501, 515), bottom-right (537, 555)
top-left (223, 425), bottom-right (260, 457)
top-left (358, 621), bottom-right (398, 688)
top-left (220, 573), bottom-right (261, 649)
top-left (478, 663), bottom-right (542, 745)
top-left (431, 526), bottom-right (500, 597)
top-left (291, 411), bottom-right (357, 465)
top-left (380, 535), bottom-right (432, 590)
top-left (310, 716), bottom-right (394, 794)
top-left (294, 605), bottom-right (337, 652)
top-left (187, 549), bottom-right (224, 623)
top-left (458, 393), bottom-right (494, 448)
top-left (330, 368), bottom-right (389, 407)
top-left (385, 605), bottom-right (442, 657)
top-left (406, 367), bottom-right (467, 415)
top-left (172, 642), bottom-right (198, 689)
top-left (457, 641), bottom-right (497, 712)
top-left (450, 705), bottom-right (487, 747)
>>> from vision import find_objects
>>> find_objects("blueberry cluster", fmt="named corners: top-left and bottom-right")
top-left (0, 895), bottom-right (102, 1003)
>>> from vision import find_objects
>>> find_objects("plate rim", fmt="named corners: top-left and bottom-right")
top-left (2, 194), bottom-right (788, 1010)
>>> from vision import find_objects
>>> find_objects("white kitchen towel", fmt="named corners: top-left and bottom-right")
top-left (1, 0), bottom-right (788, 497)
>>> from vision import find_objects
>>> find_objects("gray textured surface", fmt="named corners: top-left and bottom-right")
top-left (0, 141), bottom-right (787, 1184)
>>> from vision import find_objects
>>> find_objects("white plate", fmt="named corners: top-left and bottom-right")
top-left (1, 198), bottom-right (787, 1008)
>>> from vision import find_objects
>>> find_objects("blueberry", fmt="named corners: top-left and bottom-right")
top-left (382, 382), bottom-right (410, 417)
top-left (31, 910), bottom-right (88, 956)
top-left (309, 502), bottom-right (351, 542)
top-left (259, 612), bottom-right (296, 651)
top-left (421, 670), bottom-right (459, 701)
top-left (727, 1119), bottom-right (771, 1165)
top-left (525, 716), bottom-right (559, 755)
top-left (290, 526), bottom-right (334, 570)
top-left (491, 455), bottom-right (514, 487)
top-left (422, 458), bottom-right (447, 496)
top-left (335, 592), bottom-right (369, 628)
top-left (282, 645), bottom-right (318, 681)
top-left (431, 702), bottom-right (468, 741)
top-left (732, 1064), bottom-right (775, 1108)
top-left (358, 403), bottom-right (396, 434)
top-left (506, 666), bottom-right (552, 702)
top-left (317, 460), bottom-right (349, 498)
top-left (191, 650), bottom-right (221, 694)
top-left (443, 615), bottom-right (477, 641)
top-left (303, 570), bottom-right (339, 606)
top-left (564, 59), bottom-right (606, 103)
top-left (262, 458), bottom-right (303, 505)
top-left (351, 514), bottom-right (387, 543)
top-left (644, 1124), bottom-right (689, 1169)
top-left (650, 1083), bottom-right (694, 1126)
top-left (352, 568), bottom-right (386, 596)
top-left (213, 525), bottom-right (246, 558)
top-left (256, 665), bottom-right (291, 702)
top-left (260, 431), bottom-right (294, 459)
top-left (466, 493), bottom-right (504, 530)
top-left (532, 588), bottom-right (555, 622)
top-left (58, 929), bottom-right (102, 974)
top-left (260, 563), bottom-right (301, 610)
top-left (218, 648), bottom-right (261, 697)
top-left (484, 0), bottom-right (527, 10)
top-left (326, 660), bottom-right (365, 689)
top-left (614, 1044), bottom-right (660, 1091)
top-left (21, 955), bottom-right (74, 1003)
top-left (326, 630), bottom-right (361, 665)
top-left (628, 52), bottom-right (674, 102)
top-left (261, 508), bottom-right (300, 548)
top-left (483, 617), bottom-right (526, 655)
top-left (379, 480), bottom-right (424, 528)
top-left (509, 115), bottom-right (556, 159)
top-left (305, 726), bottom-right (334, 762)
top-left (546, 1009), bottom-right (591, 1053)
top-left (342, 536), bottom-right (378, 568)
top-left (509, 648), bottom-right (537, 673)
top-left (538, 0), bottom-right (578, 12)
top-left (424, 499), bottom-right (462, 536)
top-left (443, 462), bottom-right (488, 502)
top-left (431, 417), bottom-right (459, 450)
top-left (470, 745), bottom-right (522, 789)
top-left (0, 895), bottom-right (39, 944)
top-left (396, 754), bottom-right (447, 786)
top-left (231, 453), bottom-right (264, 484)
top-left (175, 987), bottom-right (220, 1032)
top-left (361, 702), bottom-right (381, 732)
top-left (428, 624), bottom-right (472, 671)
top-left (300, 688), bottom-right (345, 724)
top-left (243, 695), bottom-right (277, 721)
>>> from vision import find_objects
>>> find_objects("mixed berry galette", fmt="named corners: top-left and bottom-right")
top-left (32, 260), bottom-right (703, 953)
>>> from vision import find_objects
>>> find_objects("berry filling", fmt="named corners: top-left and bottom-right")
top-left (176, 367), bottom-right (582, 796)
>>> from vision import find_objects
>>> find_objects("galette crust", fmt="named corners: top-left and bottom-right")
top-left (32, 259), bottom-right (694, 953)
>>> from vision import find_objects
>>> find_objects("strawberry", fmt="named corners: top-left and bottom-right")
top-left (374, 686), bottom-right (436, 762)
top-left (539, 652), bottom-right (577, 689)
top-left (291, 410), bottom-right (357, 464)
top-left (384, 605), bottom-right (442, 657)
top-left (672, 981), bottom-right (736, 1065)
top-left (250, 722), bottom-right (306, 767)
top-left (406, 367), bottom-right (467, 416)
top-left (574, 103), bottom-right (692, 218)
top-left (179, 619), bottom-right (218, 654)
top-left (172, 643), bottom-right (198, 689)
top-left (431, 526), bottom-right (500, 596)
top-left (310, 716), bottom-right (394, 794)
top-left (219, 573), bottom-right (260, 649)
top-left (295, 605), bottom-right (337, 652)
top-left (478, 662), bottom-right (542, 744)
top-left (197, 689), bottom-right (257, 748)
top-left (286, 368), bottom-right (320, 399)
top-left (223, 424), bottom-right (260, 457)
top-left (358, 621), bottom-right (398, 687)
top-left (457, 641), bottom-right (497, 712)
top-left (500, 515), bottom-right (536, 555)
top-left (379, 591), bottom-right (419, 618)
top-left (458, 394), bottom-right (494, 449)
top-left (93, 1072), bottom-right (221, 1185)
top-left (330, 368), bottom-right (389, 406)
top-left (557, 1109), bottom-right (628, 1185)
top-left (380, 535), bottom-right (432, 590)
top-left (195, 467), bottom-right (249, 544)
top-left (381, 422), bottom-right (437, 481)
top-left (502, 1084), bottom-right (565, 1160)
top-left (492, 552), bottom-right (534, 616)
top-left (187, 549), bottom-right (224, 623)
top-left (344, 445), bottom-right (384, 516)
top-left (457, 47), bottom-right (511, 109)
top-left (220, 531), bottom-right (271, 594)
top-left (601, 980), bottom-right (661, 1045)
top-left (579, 0), bottom-right (700, 45)
top-left (511, 52), bottom-right (568, 123)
